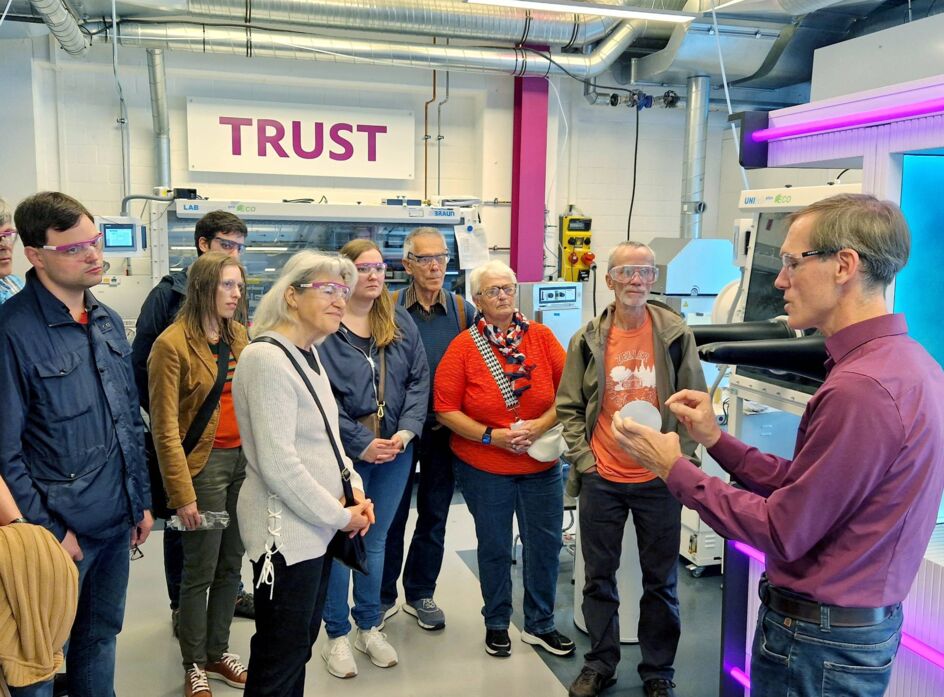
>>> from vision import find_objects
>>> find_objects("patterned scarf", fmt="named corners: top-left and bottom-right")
top-left (475, 310), bottom-right (535, 399)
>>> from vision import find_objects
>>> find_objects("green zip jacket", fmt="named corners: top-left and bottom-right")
top-left (556, 300), bottom-right (707, 497)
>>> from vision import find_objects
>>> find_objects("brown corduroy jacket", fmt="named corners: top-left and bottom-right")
top-left (147, 321), bottom-right (248, 509)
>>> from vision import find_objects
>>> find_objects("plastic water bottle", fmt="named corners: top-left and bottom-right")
top-left (166, 510), bottom-right (230, 531)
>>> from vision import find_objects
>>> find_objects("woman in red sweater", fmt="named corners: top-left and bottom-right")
top-left (434, 260), bottom-right (574, 660)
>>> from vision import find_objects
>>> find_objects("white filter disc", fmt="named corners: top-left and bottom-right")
top-left (618, 400), bottom-right (663, 432)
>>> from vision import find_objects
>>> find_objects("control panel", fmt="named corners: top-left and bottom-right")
top-left (559, 215), bottom-right (595, 282)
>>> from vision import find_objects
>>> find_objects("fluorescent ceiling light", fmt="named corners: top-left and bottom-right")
top-left (466, 0), bottom-right (696, 23)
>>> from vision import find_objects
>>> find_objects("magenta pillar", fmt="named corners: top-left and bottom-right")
top-left (510, 76), bottom-right (549, 282)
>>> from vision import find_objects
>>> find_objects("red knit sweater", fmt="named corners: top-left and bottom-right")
top-left (434, 322), bottom-right (566, 475)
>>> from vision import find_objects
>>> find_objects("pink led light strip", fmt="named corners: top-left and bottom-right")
top-left (729, 541), bottom-right (944, 692)
top-left (751, 96), bottom-right (944, 143)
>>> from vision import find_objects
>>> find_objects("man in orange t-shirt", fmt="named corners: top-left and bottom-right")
top-left (557, 242), bottom-right (706, 697)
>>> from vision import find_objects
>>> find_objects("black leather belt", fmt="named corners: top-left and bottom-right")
top-left (759, 577), bottom-right (897, 628)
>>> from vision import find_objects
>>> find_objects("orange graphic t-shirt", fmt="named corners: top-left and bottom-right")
top-left (590, 315), bottom-right (659, 484)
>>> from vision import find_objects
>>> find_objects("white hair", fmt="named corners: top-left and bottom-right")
top-left (402, 227), bottom-right (446, 259)
top-left (252, 251), bottom-right (357, 338)
top-left (0, 198), bottom-right (12, 228)
top-left (608, 241), bottom-right (656, 269)
top-left (469, 260), bottom-right (517, 296)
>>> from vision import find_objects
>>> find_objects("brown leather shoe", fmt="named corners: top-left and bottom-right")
top-left (205, 653), bottom-right (248, 689)
top-left (184, 665), bottom-right (212, 697)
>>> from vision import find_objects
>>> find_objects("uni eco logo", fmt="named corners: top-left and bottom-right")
top-left (743, 196), bottom-right (757, 205)
top-left (235, 204), bottom-right (257, 213)
top-left (774, 194), bottom-right (792, 203)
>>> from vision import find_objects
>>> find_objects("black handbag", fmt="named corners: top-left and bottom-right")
top-left (253, 336), bottom-right (368, 575)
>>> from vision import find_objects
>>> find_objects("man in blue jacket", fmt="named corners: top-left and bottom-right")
top-left (0, 191), bottom-right (153, 697)
top-left (381, 227), bottom-right (475, 631)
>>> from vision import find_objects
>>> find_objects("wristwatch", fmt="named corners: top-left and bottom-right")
top-left (481, 427), bottom-right (493, 445)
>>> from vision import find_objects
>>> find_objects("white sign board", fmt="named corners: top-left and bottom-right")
top-left (186, 98), bottom-right (415, 179)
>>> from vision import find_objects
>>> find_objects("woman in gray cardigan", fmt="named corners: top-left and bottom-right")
top-left (233, 251), bottom-right (374, 697)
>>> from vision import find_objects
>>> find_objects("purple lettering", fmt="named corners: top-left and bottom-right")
top-left (219, 116), bottom-right (253, 156)
top-left (257, 118), bottom-right (289, 158)
top-left (329, 123), bottom-right (354, 161)
top-left (292, 121), bottom-right (325, 160)
top-left (356, 124), bottom-right (388, 162)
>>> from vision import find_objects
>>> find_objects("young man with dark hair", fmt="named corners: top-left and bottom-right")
top-left (132, 209), bottom-right (253, 634)
top-left (0, 191), bottom-right (153, 697)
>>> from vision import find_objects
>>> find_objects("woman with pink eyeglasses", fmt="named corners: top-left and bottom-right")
top-left (0, 198), bottom-right (24, 305)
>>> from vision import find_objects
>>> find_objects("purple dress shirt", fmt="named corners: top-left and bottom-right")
top-left (667, 314), bottom-right (944, 607)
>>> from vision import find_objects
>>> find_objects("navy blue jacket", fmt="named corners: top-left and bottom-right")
top-left (320, 304), bottom-right (430, 461)
top-left (0, 270), bottom-right (151, 540)
top-left (132, 269), bottom-right (188, 412)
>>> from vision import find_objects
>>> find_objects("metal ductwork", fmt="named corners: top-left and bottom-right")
top-left (29, 0), bottom-right (89, 56)
top-left (681, 75), bottom-right (709, 240)
top-left (146, 48), bottom-right (171, 190)
top-left (65, 0), bottom-right (626, 47)
top-left (91, 19), bottom-right (647, 78)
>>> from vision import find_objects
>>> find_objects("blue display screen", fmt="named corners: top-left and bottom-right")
top-left (103, 224), bottom-right (135, 250)
top-left (897, 155), bottom-right (944, 368)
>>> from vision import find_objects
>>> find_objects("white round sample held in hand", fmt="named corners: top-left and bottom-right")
top-left (618, 400), bottom-right (663, 432)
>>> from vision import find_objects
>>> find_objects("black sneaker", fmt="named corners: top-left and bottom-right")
top-left (234, 589), bottom-right (255, 619)
top-left (484, 628), bottom-right (512, 657)
top-left (643, 678), bottom-right (677, 697)
top-left (568, 666), bottom-right (616, 697)
top-left (521, 628), bottom-right (576, 656)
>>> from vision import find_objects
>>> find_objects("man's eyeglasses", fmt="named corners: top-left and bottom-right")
top-left (211, 237), bottom-right (246, 253)
top-left (477, 284), bottom-right (517, 299)
top-left (219, 279), bottom-right (245, 293)
top-left (295, 281), bottom-right (352, 301)
top-left (41, 233), bottom-right (104, 257)
top-left (407, 252), bottom-right (449, 268)
top-left (0, 230), bottom-right (17, 246)
top-left (780, 249), bottom-right (835, 271)
top-left (609, 264), bottom-right (658, 283)
top-left (130, 545), bottom-right (144, 561)
top-left (356, 262), bottom-right (387, 276)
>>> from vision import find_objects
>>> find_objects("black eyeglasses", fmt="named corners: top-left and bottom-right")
top-left (130, 545), bottom-right (144, 561)
top-left (780, 249), bottom-right (835, 271)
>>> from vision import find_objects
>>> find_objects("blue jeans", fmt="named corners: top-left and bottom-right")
top-left (578, 473), bottom-right (681, 682)
top-left (324, 446), bottom-right (413, 637)
top-left (750, 603), bottom-right (903, 697)
top-left (8, 680), bottom-right (53, 697)
top-left (382, 425), bottom-right (456, 605)
top-left (453, 458), bottom-right (563, 634)
top-left (67, 529), bottom-right (130, 697)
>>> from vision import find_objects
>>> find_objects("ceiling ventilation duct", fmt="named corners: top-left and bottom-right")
top-left (28, 0), bottom-right (89, 56)
top-left (63, 0), bottom-right (628, 47)
top-left (89, 18), bottom-right (649, 78)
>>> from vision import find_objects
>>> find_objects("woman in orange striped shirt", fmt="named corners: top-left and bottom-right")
top-left (434, 260), bottom-right (575, 660)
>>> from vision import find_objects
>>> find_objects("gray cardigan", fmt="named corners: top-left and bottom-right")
top-left (233, 331), bottom-right (363, 567)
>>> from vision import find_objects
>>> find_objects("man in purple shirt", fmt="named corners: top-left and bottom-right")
top-left (612, 193), bottom-right (944, 697)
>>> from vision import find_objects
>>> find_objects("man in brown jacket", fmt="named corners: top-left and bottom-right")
top-left (557, 241), bottom-right (706, 697)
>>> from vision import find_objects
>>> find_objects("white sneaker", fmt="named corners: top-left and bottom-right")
top-left (321, 636), bottom-right (358, 679)
top-left (354, 627), bottom-right (399, 668)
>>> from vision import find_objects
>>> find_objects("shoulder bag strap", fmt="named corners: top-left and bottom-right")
top-left (467, 326), bottom-right (519, 411)
top-left (253, 337), bottom-right (354, 501)
top-left (455, 293), bottom-right (467, 332)
top-left (181, 340), bottom-right (230, 456)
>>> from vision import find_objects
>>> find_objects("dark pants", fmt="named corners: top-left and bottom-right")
top-left (245, 552), bottom-right (332, 697)
top-left (178, 448), bottom-right (246, 667)
top-left (579, 473), bottom-right (681, 683)
top-left (382, 424), bottom-right (455, 605)
top-left (68, 529), bottom-right (131, 697)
